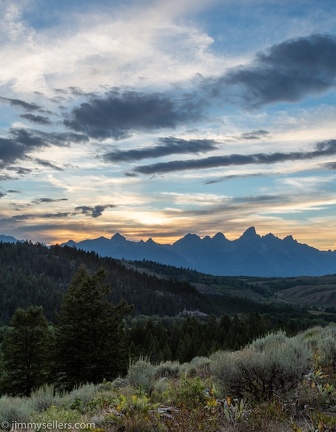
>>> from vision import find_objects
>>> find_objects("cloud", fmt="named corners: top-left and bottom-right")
top-left (0, 129), bottom-right (53, 168)
top-left (6, 166), bottom-right (32, 175)
top-left (0, 192), bottom-right (5, 198)
top-left (0, 128), bottom-right (88, 168)
top-left (32, 198), bottom-right (68, 205)
top-left (34, 158), bottom-right (64, 171)
top-left (133, 139), bottom-right (336, 175)
top-left (74, 204), bottom-right (116, 218)
top-left (104, 137), bottom-right (218, 162)
top-left (14, 212), bottom-right (72, 220)
top-left (0, 96), bottom-right (41, 111)
top-left (204, 34), bottom-right (336, 107)
top-left (325, 162), bottom-right (336, 170)
top-left (20, 113), bottom-right (52, 125)
top-left (239, 130), bottom-right (269, 140)
top-left (0, 174), bottom-right (13, 181)
top-left (203, 172), bottom-right (264, 185)
top-left (64, 90), bottom-right (202, 139)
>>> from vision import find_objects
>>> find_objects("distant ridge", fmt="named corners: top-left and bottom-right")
top-left (61, 227), bottom-right (336, 277)
top-left (0, 234), bottom-right (19, 244)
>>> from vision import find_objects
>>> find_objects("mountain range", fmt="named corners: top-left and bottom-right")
top-left (2, 229), bottom-right (335, 277)
top-left (59, 227), bottom-right (336, 277)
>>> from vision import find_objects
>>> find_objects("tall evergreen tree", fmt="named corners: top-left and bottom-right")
top-left (1, 306), bottom-right (51, 396)
top-left (56, 265), bottom-right (132, 388)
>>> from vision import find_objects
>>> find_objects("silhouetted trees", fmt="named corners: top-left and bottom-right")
top-left (1, 306), bottom-right (52, 396)
top-left (56, 266), bottom-right (132, 389)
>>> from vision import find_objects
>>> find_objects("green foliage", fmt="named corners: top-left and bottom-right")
top-left (60, 384), bottom-right (99, 409)
top-left (211, 332), bottom-right (312, 400)
top-left (173, 377), bottom-right (208, 410)
top-left (127, 360), bottom-right (156, 394)
top-left (109, 377), bottom-right (129, 390)
top-left (106, 393), bottom-right (161, 432)
top-left (155, 361), bottom-right (181, 379)
top-left (183, 356), bottom-right (211, 378)
top-left (30, 385), bottom-right (61, 412)
top-left (1, 306), bottom-right (52, 396)
top-left (222, 397), bottom-right (247, 429)
top-left (56, 265), bottom-right (132, 388)
top-left (31, 405), bottom-right (86, 424)
top-left (0, 396), bottom-right (34, 424)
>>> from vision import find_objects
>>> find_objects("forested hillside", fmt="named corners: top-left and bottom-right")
top-left (0, 241), bottom-right (283, 323)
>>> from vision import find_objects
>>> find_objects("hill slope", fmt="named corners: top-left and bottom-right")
top-left (0, 241), bottom-right (286, 323)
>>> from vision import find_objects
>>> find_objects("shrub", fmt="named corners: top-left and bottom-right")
top-left (59, 383), bottom-right (98, 407)
top-left (153, 377), bottom-right (169, 395)
top-left (106, 393), bottom-right (160, 432)
top-left (173, 377), bottom-right (207, 410)
top-left (184, 356), bottom-right (211, 378)
top-left (155, 361), bottom-right (181, 379)
top-left (110, 377), bottom-right (129, 390)
top-left (250, 331), bottom-right (287, 351)
top-left (31, 405), bottom-right (86, 424)
top-left (30, 384), bottom-right (61, 412)
top-left (0, 396), bottom-right (34, 423)
top-left (127, 360), bottom-right (156, 393)
top-left (211, 333), bottom-right (312, 400)
top-left (317, 335), bottom-right (336, 370)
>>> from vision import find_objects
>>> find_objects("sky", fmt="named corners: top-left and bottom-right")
top-left (1, 0), bottom-right (336, 249)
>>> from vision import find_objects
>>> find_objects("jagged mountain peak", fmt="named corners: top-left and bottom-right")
top-left (184, 233), bottom-right (201, 240)
top-left (111, 233), bottom-right (127, 241)
top-left (173, 233), bottom-right (201, 246)
top-left (239, 226), bottom-right (260, 240)
top-left (212, 232), bottom-right (228, 241)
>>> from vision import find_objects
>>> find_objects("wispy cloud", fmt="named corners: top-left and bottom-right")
top-left (203, 172), bottom-right (265, 185)
top-left (20, 113), bottom-right (52, 125)
top-left (239, 130), bottom-right (269, 140)
top-left (32, 197), bottom-right (68, 205)
top-left (0, 96), bottom-right (41, 111)
top-left (34, 158), bottom-right (64, 171)
top-left (133, 139), bottom-right (336, 175)
top-left (104, 137), bottom-right (218, 162)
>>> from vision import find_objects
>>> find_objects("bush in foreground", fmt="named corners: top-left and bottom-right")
top-left (210, 332), bottom-right (312, 400)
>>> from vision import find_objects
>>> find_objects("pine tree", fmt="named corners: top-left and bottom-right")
top-left (56, 265), bottom-right (132, 388)
top-left (1, 306), bottom-right (52, 396)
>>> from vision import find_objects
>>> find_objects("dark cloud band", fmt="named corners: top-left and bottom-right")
top-left (0, 97), bottom-right (41, 112)
top-left (104, 137), bottom-right (218, 162)
top-left (133, 139), bottom-right (336, 175)
top-left (20, 113), bottom-right (52, 125)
